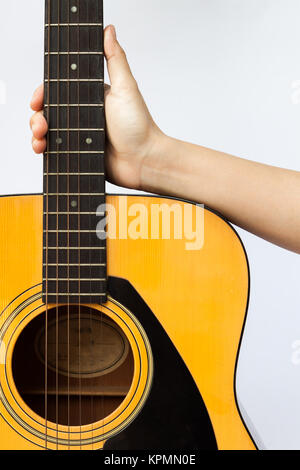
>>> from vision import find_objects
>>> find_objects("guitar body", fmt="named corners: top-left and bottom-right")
top-left (0, 193), bottom-right (256, 450)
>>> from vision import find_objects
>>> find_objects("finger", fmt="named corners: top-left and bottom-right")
top-left (30, 111), bottom-right (48, 139)
top-left (104, 25), bottom-right (137, 90)
top-left (30, 84), bottom-right (44, 111)
top-left (32, 137), bottom-right (46, 154)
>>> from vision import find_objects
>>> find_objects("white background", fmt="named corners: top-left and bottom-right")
top-left (0, 0), bottom-right (300, 449)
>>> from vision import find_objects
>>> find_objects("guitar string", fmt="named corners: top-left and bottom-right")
top-left (87, 0), bottom-right (94, 447)
top-left (77, 0), bottom-right (82, 449)
top-left (100, 0), bottom-right (105, 443)
top-left (45, 0), bottom-right (51, 451)
top-left (55, 0), bottom-right (61, 449)
top-left (67, 0), bottom-right (71, 449)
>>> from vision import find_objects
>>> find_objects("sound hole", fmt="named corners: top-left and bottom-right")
top-left (12, 306), bottom-right (134, 426)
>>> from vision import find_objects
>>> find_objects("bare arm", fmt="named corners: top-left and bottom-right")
top-left (30, 25), bottom-right (300, 254)
top-left (142, 138), bottom-right (300, 253)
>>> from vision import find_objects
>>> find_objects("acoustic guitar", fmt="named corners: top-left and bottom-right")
top-left (0, 0), bottom-right (256, 450)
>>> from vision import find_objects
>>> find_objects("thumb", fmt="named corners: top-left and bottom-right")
top-left (104, 25), bottom-right (136, 89)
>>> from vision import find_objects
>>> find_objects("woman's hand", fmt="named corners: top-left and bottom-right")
top-left (30, 25), bottom-right (164, 190)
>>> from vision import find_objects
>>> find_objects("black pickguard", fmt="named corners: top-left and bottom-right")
top-left (104, 276), bottom-right (218, 451)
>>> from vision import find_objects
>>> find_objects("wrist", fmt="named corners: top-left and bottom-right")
top-left (140, 131), bottom-right (177, 194)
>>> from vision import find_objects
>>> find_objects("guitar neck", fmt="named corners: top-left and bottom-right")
top-left (43, 0), bottom-right (107, 305)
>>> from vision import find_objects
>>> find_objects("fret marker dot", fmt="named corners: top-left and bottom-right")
top-left (71, 63), bottom-right (77, 71)
top-left (71, 200), bottom-right (77, 208)
top-left (86, 138), bottom-right (93, 145)
top-left (71, 6), bottom-right (77, 13)
top-left (56, 137), bottom-right (62, 144)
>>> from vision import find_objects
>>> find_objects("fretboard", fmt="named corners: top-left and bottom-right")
top-left (43, 0), bottom-right (107, 305)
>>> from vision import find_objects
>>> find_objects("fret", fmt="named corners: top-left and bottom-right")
top-left (44, 224), bottom-right (104, 233)
top-left (44, 230), bottom-right (102, 233)
top-left (44, 254), bottom-right (106, 272)
top-left (44, 79), bottom-right (104, 82)
top-left (45, 151), bottom-right (104, 154)
top-left (44, 226), bottom-right (105, 235)
top-left (45, 193), bottom-right (104, 196)
top-left (46, 294), bottom-right (106, 297)
top-left (44, 263), bottom-right (106, 266)
top-left (45, 278), bottom-right (106, 281)
top-left (45, 242), bottom-right (105, 253)
top-left (45, 295), bottom-right (106, 299)
top-left (45, 52), bottom-right (104, 55)
top-left (45, 23), bottom-right (103, 27)
top-left (45, 279), bottom-right (106, 285)
top-left (44, 212), bottom-right (104, 215)
top-left (49, 129), bottom-right (104, 132)
top-left (45, 104), bottom-right (104, 107)
top-left (44, 247), bottom-right (106, 250)
top-left (44, 173), bottom-right (104, 175)
top-left (45, 190), bottom-right (104, 195)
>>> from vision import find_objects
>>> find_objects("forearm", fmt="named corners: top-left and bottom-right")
top-left (142, 135), bottom-right (300, 254)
